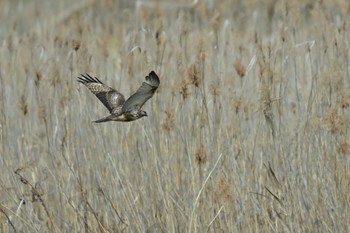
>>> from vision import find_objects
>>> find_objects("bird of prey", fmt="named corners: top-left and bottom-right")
top-left (78, 71), bottom-right (160, 123)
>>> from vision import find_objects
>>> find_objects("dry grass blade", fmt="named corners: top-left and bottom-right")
top-left (188, 153), bottom-right (223, 233)
top-left (0, 207), bottom-right (18, 233)
top-left (1, 1), bottom-right (350, 232)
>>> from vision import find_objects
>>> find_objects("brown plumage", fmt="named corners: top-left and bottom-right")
top-left (78, 71), bottom-right (160, 123)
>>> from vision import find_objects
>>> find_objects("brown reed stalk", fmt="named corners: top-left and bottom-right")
top-left (14, 168), bottom-right (55, 231)
top-left (0, 207), bottom-right (18, 233)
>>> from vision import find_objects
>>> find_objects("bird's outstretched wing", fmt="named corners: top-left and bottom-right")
top-left (122, 71), bottom-right (160, 112)
top-left (78, 74), bottom-right (125, 114)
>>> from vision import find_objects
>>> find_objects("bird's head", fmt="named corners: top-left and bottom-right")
top-left (139, 110), bottom-right (148, 118)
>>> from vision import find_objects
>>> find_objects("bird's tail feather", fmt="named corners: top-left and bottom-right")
top-left (93, 115), bottom-right (113, 123)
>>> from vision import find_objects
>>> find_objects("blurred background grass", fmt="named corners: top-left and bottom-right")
top-left (0, 0), bottom-right (349, 232)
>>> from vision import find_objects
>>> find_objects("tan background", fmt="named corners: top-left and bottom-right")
top-left (0, 0), bottom-right (349, 232)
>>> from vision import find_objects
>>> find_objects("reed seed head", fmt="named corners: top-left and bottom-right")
top-left (161, 107), bottom-right (175, 132)
top-left (195, 143), bottom-right (208, 165)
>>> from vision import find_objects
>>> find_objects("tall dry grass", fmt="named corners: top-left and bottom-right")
top-left (0, 0), bottom-right (349, 232)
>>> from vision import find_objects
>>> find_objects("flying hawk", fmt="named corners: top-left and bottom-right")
top-left (78, 71), bottom-right (160, 123)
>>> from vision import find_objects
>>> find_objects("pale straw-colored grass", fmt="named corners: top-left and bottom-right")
top-left (0, 0), bottom-right (349, 232)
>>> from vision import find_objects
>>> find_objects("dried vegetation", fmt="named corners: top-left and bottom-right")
top-left (0, 0), bottom-right (349, 232)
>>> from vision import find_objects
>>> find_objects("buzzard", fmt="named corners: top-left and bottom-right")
top-left (78, 71), bottom-right (160, 123)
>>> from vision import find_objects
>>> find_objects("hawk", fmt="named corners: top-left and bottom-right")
top-left (78, 71), bottom-right (160, 123)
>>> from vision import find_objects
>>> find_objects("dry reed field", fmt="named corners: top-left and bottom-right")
top-left (1, 0), bottom-right (350, 232)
